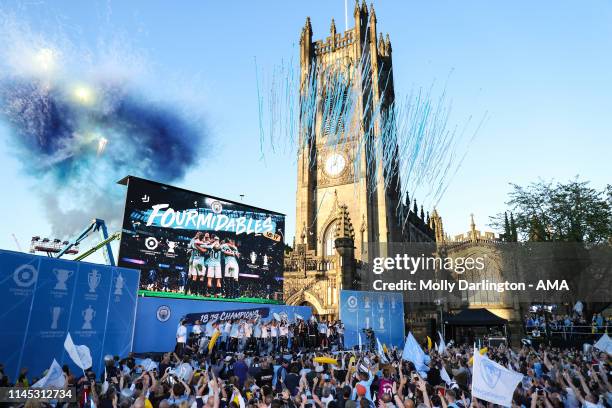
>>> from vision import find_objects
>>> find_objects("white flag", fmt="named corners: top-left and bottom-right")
top-left (139, 358), bottom-right (159, 372)
top-left (437, 331), bottom-right (446, 354)
top-left (376, 338), bottom-right (388, 363)
top-left (64, 333), bottom-right (93, 370)
top-left (32, 359), bottom-right (66, 388)
top-left (402, 332), bottom-right (428, 374)
top-left (472, 347), bottom-right (522, 407)
top-left (177, 362), bottom-right (193, 381)
top-left (593, 334), bottom-right (612, 355)
top-left (358, 333), bottom-right (362, 351)
top-left (440, 365), bottom-right (452, 386)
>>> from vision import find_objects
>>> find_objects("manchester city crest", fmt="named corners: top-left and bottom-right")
top-left (156, 305), bottom-right (171, 322)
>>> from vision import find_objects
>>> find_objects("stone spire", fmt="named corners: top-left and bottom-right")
top-left (470, 213), bottom-right (477, 242)
top-left (330, 18), bottom-right (337, 49)
top-left (385, 33), bottom-right (392, 53)
top-left (336, 204), bottom-right (355, 240)
top-left (430, 208), bottom-right (445, 243)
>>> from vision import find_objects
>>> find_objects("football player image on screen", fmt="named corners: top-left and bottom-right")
top-left (188, 232), bottom-right (201, 278)
top-left (221, 239), bottom-right (240, 298)
top-left (146, 268), bottom-right (157, 291)
top-left (204, 235), bottom-right (223, 296)
top-left (178, 269), bottom-right (188, 293)
top-left (188, 232), bottom-right (210, 296)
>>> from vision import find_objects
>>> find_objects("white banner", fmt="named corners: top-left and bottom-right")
top-left (64, 333), bottom-right (93, 370)
top-left (472, 348), bottom-right (522, 407)
top-left (593, 334), bottom-right (612, 355)
top-left (32, 359), bottom-right (66, 389)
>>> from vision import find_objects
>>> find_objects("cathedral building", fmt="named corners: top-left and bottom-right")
top-left (283, 5), bottom-right (524, 339)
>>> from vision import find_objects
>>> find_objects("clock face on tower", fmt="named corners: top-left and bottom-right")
top-left (324, 152), bottom-right (346, 177)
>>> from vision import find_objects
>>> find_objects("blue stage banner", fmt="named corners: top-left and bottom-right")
top-left (183, 307), bottom-right (270, 325)
top-left (339, 290), bottom-right (405, 349)
top-left (134, 296), bottom-right (312, 352)
top-left (0, 250), bottom-right (140, 381)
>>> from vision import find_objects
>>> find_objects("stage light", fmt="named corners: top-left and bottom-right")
top-left (72, 85), bottom-right (95, 105)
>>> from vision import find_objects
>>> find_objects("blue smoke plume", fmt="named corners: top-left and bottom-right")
top-left (0, 10), bottom-right (209, 238)
top-left (0, 78), bottom-right (204, 182)
top-left (0, 76), bottom-right (207, 236)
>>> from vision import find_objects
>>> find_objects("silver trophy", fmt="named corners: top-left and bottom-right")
top-left (379, 316), bottom-right (385, 330)
top-left (364, 296), bottom-right (371, 309)
top-left (114, 273), bottom-right (124, 295)
top-left (88, 270), bottom-right (101, 293)
top-left (250, 251), bottom-right (257, 264)
top-left (365, 316), bottom-right (370, 329)
top-left (378, 295), bottom-right (384, 309)
top-left (53, 269), bottom-right (73, 290)
top-left (51, 306), bottom-right (62, 329)
top-left (82, 305), bottom-right (95, 330)
top-left (167, 241), bottom-right (177, 253)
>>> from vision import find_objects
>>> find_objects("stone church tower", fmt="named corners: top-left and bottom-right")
top-left (284, 3), bottom-right (434, 319)
top-left (296, 2), bottom-right (405, 260)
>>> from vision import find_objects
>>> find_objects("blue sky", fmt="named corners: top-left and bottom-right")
top-left (0, 0), bottom-right (610, 258)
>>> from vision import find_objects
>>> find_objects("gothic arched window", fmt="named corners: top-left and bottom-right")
top-left (323, 220), bottom-right (338, 257)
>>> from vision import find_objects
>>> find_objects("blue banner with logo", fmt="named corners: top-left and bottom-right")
top-left (134, 296), bottom-right (312, 352)
top-left (339, 290), bottom-right (405, 349)
top-left (0, 250), bottom-right (140, 381)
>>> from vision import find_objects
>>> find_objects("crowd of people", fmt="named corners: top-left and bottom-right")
top-left (3, 328), bottom-right (610, 408)
top-left (524, 311), bottom-right (610, 338)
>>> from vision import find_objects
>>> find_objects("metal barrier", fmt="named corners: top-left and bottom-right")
top-left (524, 324), bottom-right (610, 340)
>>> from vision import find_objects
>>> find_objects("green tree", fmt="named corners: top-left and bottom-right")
top-left (503, 212), bottom-right (511, 241)
top-left (490, 178), bottom-right (612, 243)
top-left (509, 212), bottom-right (518, 242)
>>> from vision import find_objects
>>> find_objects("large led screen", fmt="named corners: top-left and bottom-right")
top-left (118, 177), bottom-right (285, 302)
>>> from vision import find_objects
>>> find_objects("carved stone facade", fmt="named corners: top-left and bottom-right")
top-left (426, 214), bottom-right (523, 339)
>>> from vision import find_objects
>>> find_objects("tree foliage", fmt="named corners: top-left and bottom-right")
top-left (490, 178), bottom-right (612, 243)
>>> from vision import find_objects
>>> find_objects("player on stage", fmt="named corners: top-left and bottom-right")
top-left (279, 321), bottom-right (289, 352)
top-left (270, 320), bottom-right (279, 353)
top-left (318, 320), bottom-right (328, 350)
top-left (307, 318), bottom-right (317, 349)
top-left (175, 319), bottom-right (187, 357)
top-left (261, 321), bottom-right (269, 353)
top-left (243, 319), bottom-right (253, 352)
top-left (253, 318), bottom-right (262, 352)
top-left (222, 319), bottom-right (232, 351)
top-left (295, 318), bottom-right (305, 350)
top-left (335, 320), bottom-right (345, 350)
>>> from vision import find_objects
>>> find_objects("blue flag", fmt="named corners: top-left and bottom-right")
top-left (32, 359), bottom-right (65, 388)
top-left (402, 332), bottom-right (429, 374)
